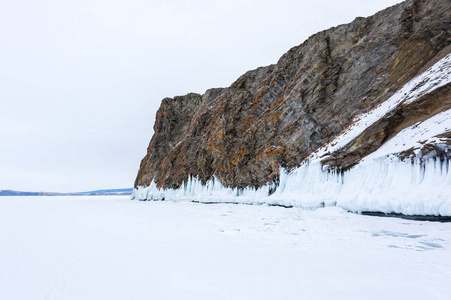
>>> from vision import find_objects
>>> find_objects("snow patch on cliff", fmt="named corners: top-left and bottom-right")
top-left (133, 157), bottom-right (451, 216)
top-left (309, 53), bottom-right (451, 162)
top-left (360, 108), bottom-right (451, 163)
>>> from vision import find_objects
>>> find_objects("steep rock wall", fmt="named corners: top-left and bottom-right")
top-left (135, 0), bottom-right (451, 189)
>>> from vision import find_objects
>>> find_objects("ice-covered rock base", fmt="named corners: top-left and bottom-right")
top-left (133, 158), bottom-right (451, 216)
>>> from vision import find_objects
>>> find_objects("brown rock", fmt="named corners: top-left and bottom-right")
top-left (135, 0), bottom-right (451, 189)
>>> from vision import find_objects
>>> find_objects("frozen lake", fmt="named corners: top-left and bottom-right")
top-left (0, 196), bottom-right (450, 299)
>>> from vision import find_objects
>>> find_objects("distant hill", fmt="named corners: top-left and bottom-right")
top-left (71, 188), bottom-right (133, 196)
top-left (0, 188), bottom-right (133, 196)
top-left (0, 190), bottom-right (41, 196)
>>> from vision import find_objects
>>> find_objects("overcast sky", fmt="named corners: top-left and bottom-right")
top-left (0, 0), bottom-right (402, 192)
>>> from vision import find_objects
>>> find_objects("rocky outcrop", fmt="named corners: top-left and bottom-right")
top-left (135, 0), bottom-right (451, 190)
top-left (322, 69), bottom-right (451, 169)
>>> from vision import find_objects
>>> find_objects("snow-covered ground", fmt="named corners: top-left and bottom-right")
top-left (1, 196), bottom-right (450, 299)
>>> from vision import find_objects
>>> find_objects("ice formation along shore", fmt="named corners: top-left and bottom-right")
top-left (133, 156), bottom-right (451, 216)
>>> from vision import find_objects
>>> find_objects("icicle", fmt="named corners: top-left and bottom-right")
top-left (133, 158), bottom-right (451, 216)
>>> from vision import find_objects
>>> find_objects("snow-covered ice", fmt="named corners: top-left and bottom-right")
top-left (1, 196), bottom-right (450, 299)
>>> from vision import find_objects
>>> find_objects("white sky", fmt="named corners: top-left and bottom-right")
top-left (0, 0), bottom-right (402, 192)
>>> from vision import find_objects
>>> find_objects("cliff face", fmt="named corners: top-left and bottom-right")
top-left (135, 0), bottom-right (451, 190)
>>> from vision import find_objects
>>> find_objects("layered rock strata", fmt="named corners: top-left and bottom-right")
top-left (135, 0), bottom-right (451, 190)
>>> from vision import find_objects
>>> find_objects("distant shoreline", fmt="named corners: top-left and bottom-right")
top-left (0, 188), bottom-right (133, 196)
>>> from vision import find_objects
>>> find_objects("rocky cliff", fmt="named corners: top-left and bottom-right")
top-left (135, 0), bottom-right (451, 191)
